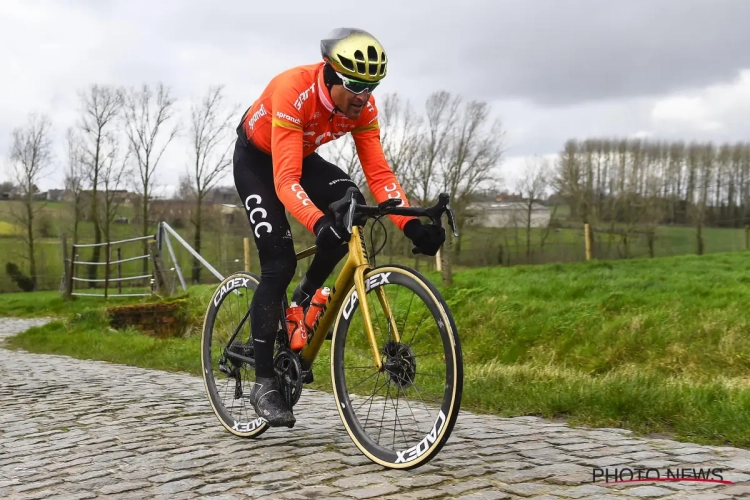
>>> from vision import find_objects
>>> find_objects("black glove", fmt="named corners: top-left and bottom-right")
top-left (403, 219), bottom-right (445, 256)
top-left (314, 214), bottom-right (350, 250)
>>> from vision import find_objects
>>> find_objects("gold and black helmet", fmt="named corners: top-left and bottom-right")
top-left (320, 28), bottom-right (387, 83)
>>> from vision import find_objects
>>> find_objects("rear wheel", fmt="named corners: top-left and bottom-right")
top-left (331, 265), bottom-right (463, 469)
top-left (201, 271), bottom-right (269, 438)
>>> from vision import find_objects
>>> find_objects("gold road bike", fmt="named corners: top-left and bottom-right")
top-left (201, 187), bottom-right (464, 470)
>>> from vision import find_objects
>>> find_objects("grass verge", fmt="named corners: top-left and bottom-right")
top-left (4, 251), bottom-right (750, 448)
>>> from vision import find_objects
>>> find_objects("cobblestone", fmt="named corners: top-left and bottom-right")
top-left (2, 317), bottom-right (750, 499)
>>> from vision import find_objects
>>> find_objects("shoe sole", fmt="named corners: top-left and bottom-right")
top-left (259, 416), bottom-right (296, 428)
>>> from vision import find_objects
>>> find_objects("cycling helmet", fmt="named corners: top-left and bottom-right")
top-left (320, 28), bottom-right (387, 83)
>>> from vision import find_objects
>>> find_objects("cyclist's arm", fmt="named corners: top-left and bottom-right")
top-left (270, 86), bottom-right (323, 233)
top-left (352, 98), bottom-right (416, 230)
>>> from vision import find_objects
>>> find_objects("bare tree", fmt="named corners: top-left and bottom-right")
top-left (413, 91), bottom-right (461, 207)
top-left (9, 112), bottom-right (53, 290)
top-left (692, 142), bottom-right (714, 255)
top-left (186, 85), bottom-right (237, 284)
top-left (99, 136), bottom-right (131, 244)
top-left (122, 82), bottom-right (179, 273)
top-left (376, 92), bottom-right (423, 260)
top-left (64, 128), bottom-right (86, 245)
top-left (402, 92), bottom-right (461, 272)
top-left (517, 157), bottom-right (551, 258)
top-left (439, 98), bottom-right (505, 285)
top-left (77, 84), bottom-right (123, 284)
top-left (379, 92), bottom-right (422, 191)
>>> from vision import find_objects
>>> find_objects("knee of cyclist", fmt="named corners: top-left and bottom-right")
top-left (261, 247), bottom-right (297, 285)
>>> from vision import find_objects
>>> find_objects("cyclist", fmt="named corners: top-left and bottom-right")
top-left (233, 27), bottom-right (445, 427)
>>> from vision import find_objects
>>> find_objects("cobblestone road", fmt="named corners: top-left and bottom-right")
top-left (3, 318), bottom-right (750, 499)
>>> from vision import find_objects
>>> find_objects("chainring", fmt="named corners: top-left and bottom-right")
top-left (273, 348), bottom-right (304, 408)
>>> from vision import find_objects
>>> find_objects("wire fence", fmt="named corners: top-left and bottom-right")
top-left (1, 221), bottom-right (748, 294)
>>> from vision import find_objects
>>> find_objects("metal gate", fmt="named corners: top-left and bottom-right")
top-left (65, 235), bottom-right (155, 298)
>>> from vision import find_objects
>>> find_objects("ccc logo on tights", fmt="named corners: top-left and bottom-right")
top-left (245, 195), bottom-right (272, 238)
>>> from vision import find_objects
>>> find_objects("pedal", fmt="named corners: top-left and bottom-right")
top-left (302, 369), bottom-right (314, 384)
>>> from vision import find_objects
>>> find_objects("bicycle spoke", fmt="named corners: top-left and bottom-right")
top-left (407, 308), bottom-right (429, 347)
top-left (334, 265), bottom-right (463, 468)
top-left (362, 371), bottom-right (384, 430)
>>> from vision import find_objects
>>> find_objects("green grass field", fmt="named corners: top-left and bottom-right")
top-left (4, 250), bottom-right (750, 448)
top-left (1, 199), bottom-right (748, 294)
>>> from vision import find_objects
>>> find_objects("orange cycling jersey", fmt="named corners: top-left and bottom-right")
top-left (239, 62), bottom-right (414, 233)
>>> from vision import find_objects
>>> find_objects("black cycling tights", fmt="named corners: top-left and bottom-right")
top-left (233, 138), bottom-right (365, 378)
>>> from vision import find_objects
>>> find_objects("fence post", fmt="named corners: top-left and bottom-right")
top-left (435, 247), bottom-right (442, 272)
top-left (149, 239), bottom-right (169, 296)
top-left (61, 234), bottom-right (69, 299)
top-left (104, 241), bottom-right (111, 299)
top-left (244, 237), bottom-right (251, 272)
top-left (585, 223), bottom-right (592, 261)
top-left (65, 243), bottom-right (76, 301)
top-left (117, 247), bottom-right (122, 295)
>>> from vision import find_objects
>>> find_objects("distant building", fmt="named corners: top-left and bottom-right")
top-left (43, 189), bottom-right (66, 202)
top-left (206, 186), bottom-right (239, 205)
top-left (464, 201), bottom-right (551, 228)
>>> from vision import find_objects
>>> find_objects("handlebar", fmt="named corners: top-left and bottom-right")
top-left (328, 186), bottom-right (459, 238)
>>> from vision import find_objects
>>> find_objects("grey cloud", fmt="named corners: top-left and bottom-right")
top-left (401, 0), bottom-right (750, 106)
top-left (64, 0), bottom-right (750, 107)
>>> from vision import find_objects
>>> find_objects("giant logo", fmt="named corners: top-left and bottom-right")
top-left (294, 82), bottom-right (316, 110)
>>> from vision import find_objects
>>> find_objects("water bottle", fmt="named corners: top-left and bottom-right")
top-left (305, 287), bottom-right (330, 331)
top-left (285, 302), bottom-right (307, 351)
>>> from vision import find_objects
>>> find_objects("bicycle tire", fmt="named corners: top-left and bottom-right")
top-left (201, 270), bottom-right (269, 438)
top-left (330, 264), bottom-right (463, 469)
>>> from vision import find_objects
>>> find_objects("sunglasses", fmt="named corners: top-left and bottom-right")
top-left (335, 70), bottom-right (380, 94)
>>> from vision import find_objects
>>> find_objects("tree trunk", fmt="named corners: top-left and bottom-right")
top-left (25, 194), bottom-right (37, 291)
top-left (88, 148), bottom-right (101, 288)
top-left (647, 229), bottom-right (655, 258)
top-left (526, 204), bottom-right (532, 258)
top-left (440, 231), bottom-right (453, 287)
top-left (142, 189), bottom-right (149, 275)
top-left (192, 195), bottom-right (203, 284)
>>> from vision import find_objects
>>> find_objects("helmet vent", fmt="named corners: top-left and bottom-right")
top-left (367, 46), bottom-right (378, 61)
top-left (338, 55), bottom-right (355, 71)
top-left (354, 50), bottom-right (365, 62)
top-left (356, 61), bottom-right (366, 74)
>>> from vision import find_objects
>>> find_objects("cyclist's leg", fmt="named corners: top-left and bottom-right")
top-left (233, 138), bottom-right (296, 426)
top-left (292, 152), bottom-right (367, 306)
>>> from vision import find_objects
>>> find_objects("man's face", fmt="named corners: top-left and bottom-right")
top-left (331, 85), bottom-right (370, 120)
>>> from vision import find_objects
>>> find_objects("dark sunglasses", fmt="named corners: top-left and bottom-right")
top-left (335, 70), bottom-right (380, 94)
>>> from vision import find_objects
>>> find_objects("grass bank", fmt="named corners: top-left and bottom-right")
top-left (4, 251), bottom-right (750, 447)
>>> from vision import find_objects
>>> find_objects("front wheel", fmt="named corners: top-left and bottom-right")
top-left (331, 265), bottom-right (463, 469)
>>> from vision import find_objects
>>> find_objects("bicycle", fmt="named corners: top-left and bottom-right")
top-left (200, 187), bottom-right (464, 470)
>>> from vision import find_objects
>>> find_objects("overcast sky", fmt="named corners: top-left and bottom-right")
top-left (3, 0), bottom-right (750, 195)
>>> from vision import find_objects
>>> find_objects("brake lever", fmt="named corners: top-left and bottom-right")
top-left (445, 204), bottom-right (459, 237)
top-left (344, 195), bottom-right (356, 234)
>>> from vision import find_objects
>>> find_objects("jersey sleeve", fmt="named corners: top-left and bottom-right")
top-left (351, 97), bottom-right (416, 231)
top-left (270, 83), bottom-right (324, 233)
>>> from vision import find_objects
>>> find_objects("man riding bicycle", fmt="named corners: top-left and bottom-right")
top-left (233, 27), bottom-right (446, 427)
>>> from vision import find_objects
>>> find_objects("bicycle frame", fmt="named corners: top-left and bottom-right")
top-left (296, 225), bottom-right (398, 373)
